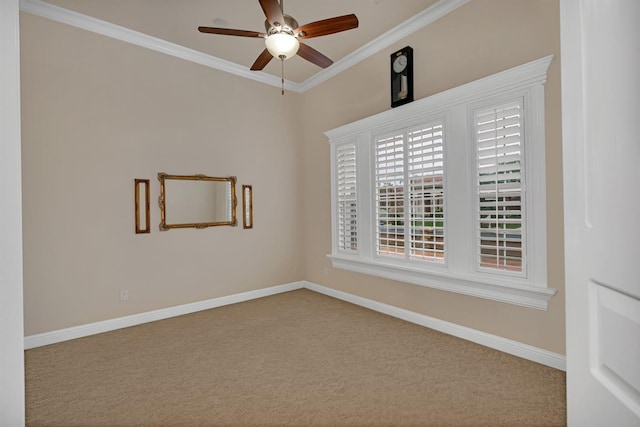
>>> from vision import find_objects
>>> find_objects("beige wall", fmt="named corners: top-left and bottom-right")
top-left (20, 0), bottom-right (565, 355)
top-left (300, 0), bottom-right (565, 354)
top-left (20, 13), bottom-right (304, 335)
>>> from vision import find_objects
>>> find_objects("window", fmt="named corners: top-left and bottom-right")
top-left (474, 100), bottom-right (525, 274)
top-left (327, 56), bottom-right (556, 310)
top-left (375, 122), bottom-right (445, 262)
top-left (336, 144), bottom-right (358, 252)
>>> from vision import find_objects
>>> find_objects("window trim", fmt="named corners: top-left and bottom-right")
top-left (326, 56), bottom-right (556, 310)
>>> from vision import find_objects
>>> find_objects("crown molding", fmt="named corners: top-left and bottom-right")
top-left (20, 0), bottom-right (469, 93)
top-left (324, 54), bottom-right (554, 140)
top-left (19, 0), bottom-right (303, 92)
top-left (299, 0), bottom-right (471, 91)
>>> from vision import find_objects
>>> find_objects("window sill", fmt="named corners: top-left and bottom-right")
top-left (327, 254), bottom-right (557, 310)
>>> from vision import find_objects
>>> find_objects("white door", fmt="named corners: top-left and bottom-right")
top-left (0, 0), bottom-right (26, 424)
top-left (561, 0), bottom-right (640, 425)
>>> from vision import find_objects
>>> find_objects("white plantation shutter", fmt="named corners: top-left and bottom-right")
top-left (375, 122), bottom-right (445, 262)
top-left (336, 145), bottom-right (358, 252)
top-left (475, 100), bottom-right (525, 273)
top-left (408, 123), bottom-right (445, 262)
top-left (375, 134), bottom-right (405, 257)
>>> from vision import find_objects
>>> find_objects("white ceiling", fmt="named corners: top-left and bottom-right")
top-left (36, 0), bottom-right (442, 84)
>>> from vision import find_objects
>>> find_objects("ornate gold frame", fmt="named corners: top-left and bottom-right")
top-left (158, 173), bottom-right (237, 231)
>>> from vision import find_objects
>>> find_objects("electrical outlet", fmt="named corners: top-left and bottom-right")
top-left (120, 290), bottom-right (129, 301)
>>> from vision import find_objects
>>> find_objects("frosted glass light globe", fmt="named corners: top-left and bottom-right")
top-left (265, 33), bottom-right (299, 60)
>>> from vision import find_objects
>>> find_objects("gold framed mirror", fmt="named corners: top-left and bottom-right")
top-left (158, 173), bottom-right (237, 231)
top-left (242, 185), bottom-right (253, 229)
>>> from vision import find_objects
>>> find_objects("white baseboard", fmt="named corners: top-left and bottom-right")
top-left (304, 281), bottom-right (566, 371)
top-left (23, 282), bottom-right (304, 349)
top-left (24, 280), bottom-right (566, 372)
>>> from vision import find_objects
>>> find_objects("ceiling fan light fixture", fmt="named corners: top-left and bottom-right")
top-left (265, 33), bottom-right (299, 60)
top-left (198, 2), bottom-right (359, 72)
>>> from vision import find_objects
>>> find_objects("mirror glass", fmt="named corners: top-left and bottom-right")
top-left (158, 173), bottom-right (237, 230)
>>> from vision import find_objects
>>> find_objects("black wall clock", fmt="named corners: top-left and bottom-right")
top-left (390, 46), bottom-right (414, 108)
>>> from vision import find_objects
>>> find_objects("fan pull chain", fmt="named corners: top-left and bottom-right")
top-left (280, 0), bottom-right (285, 95)
top-left (280, 55), bottom-right (285, 95)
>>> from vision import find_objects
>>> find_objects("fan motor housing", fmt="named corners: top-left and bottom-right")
top-left (265, 14), bottom-right (299, 36)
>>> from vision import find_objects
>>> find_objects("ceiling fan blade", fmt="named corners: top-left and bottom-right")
top-left (259, 0), bottom-right (284, 27)
top-left (198, 27), bottom-right (265, 38)
top-left (294, 14), bottom-right (358, 39)
top-left (297, 42), bottom-right (333, 69)
top-left (250, 49), bottom-right (274, 71)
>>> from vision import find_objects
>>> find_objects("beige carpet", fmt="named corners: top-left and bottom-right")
top-left (25, 289), bottom-right (566, 426)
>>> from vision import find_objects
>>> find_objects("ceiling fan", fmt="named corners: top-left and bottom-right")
top-left (198, 0), bottom-right (358, 91)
